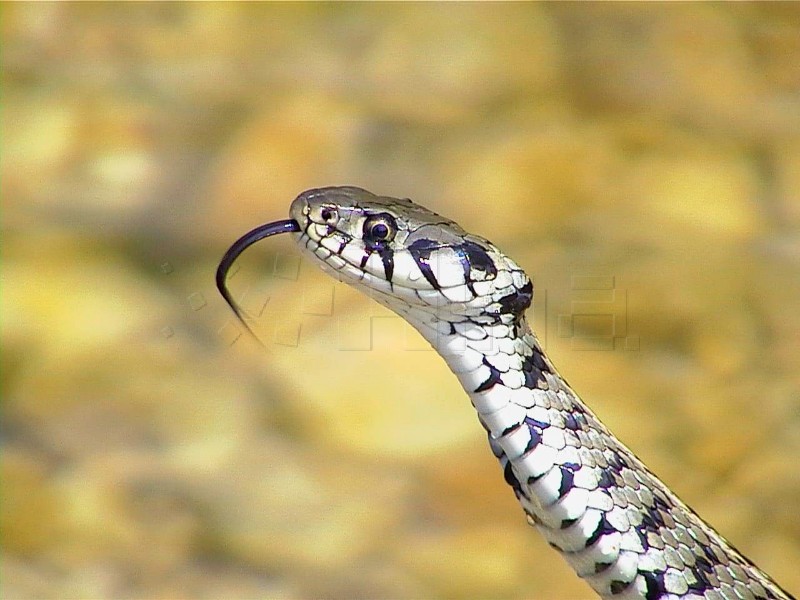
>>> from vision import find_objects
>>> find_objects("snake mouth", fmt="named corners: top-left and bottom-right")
top-left (216, 219), bottom-right (300, 335)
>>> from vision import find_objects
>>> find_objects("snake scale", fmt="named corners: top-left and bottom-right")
top-left (217, 186), bottom-right (794, 600)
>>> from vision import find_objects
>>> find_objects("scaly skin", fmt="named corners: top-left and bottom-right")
top-left (218, 186), bottom-right (794, 600)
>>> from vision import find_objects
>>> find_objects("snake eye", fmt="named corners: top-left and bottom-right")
top-left (363, 213), bottom-right (397, 246)
top-left (319, 206), bottom-right (338, 224)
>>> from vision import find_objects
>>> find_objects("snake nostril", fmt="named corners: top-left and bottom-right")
top-left (320, 207), bottom-right (338, 224)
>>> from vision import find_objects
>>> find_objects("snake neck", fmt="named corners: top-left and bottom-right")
top-left (395, 309), bottom-right (791, 600)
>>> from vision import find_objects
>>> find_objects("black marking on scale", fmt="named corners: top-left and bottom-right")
top-left (524, 416), bottom-right (550, 430)
top-left (584, 513), bottom-right (617, 548)
top-left (652, 492), bottom-right (673, 515)
top-left (358, 239), bottom-right (396, 285)
top-left (685, 566), bottom-right (714, 594)
top-left (454, 240), bottom-right (498, 292)
top-left (563, 413), bottom-right (581, 431)
top-left (521, 344), bottom-right (551, 388)
top-left (520, 415), bottom-right (549, 455)
top-left (607, 450), bottom-right (633, 473)
top-left (639, 509), bottom-right (664, 532)
top-left (560, 517), bottom-right (578, 529)
top-left (377, 245), bottom-right (394, 282)
top-left (527, 470), bottom-right (547, 485)
top-left (701, 544), bottom-right (719, 567)
top-left (407, 238), bottom-right (443, 290)
top-left (503, 461), bottom-right (528, 500)
top-left (634, 527), bottom-right (649, 552)
top-left (500, 421), bottom-right (522, 437)
top-left (557, 466), bottom-right (575, 499)
top-left (609, 579), bottom-right (634, 595)
top-left (597, 470), bottom-right (616, 490)
top-left (474, 357), bottom-right (502, 393)
top-left (496, 278), bottom-right (533, 316)
top-left (524, 427), bottom-right (542, 454)
top-left (643, 571), bottom-right (668, 600)
top-left (696, 556), bottom-right (716, 575)
top-left (627, 493), bottom-right (725, 596)
top-left (594, 561), bottom-right (613, 574)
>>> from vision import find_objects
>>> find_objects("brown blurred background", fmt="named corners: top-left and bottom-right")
top-left (2, 4), bottom-right (799, 599)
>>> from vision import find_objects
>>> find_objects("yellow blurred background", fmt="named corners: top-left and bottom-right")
top-left (3, 4), bottom-right (799, 599)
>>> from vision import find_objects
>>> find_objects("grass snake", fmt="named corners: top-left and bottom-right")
top-left (217, 186), bottom-right (793, 600)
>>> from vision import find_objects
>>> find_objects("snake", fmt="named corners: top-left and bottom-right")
top-left (216, 186), bottom-right (794, 600)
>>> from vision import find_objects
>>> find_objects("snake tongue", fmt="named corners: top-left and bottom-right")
top-left (216, 219), bottom-right (301, 336)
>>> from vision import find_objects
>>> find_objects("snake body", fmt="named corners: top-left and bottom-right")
top-left (217, 186), bottom-right (793, 600)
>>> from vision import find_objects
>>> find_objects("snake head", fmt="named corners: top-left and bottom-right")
top-left (289, 186), bottom-right (533, 325)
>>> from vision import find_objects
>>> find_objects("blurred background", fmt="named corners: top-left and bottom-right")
top-left (3, 4), bottom-right (799, 599)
